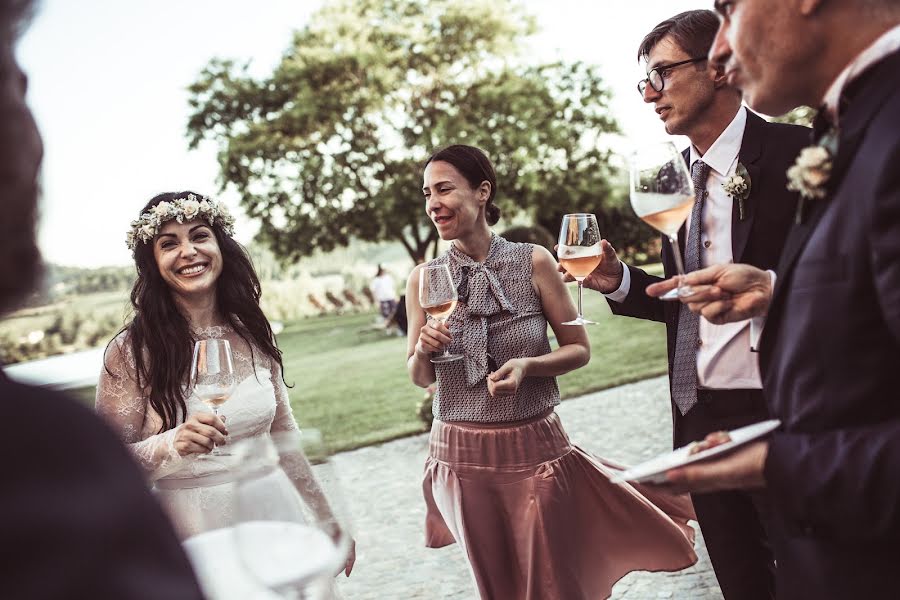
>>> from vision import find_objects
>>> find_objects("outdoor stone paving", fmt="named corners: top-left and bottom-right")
top-left (333, 375), bottom-right (723, 599)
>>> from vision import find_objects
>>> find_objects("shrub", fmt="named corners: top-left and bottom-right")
top-left (499, 224), bottom-right (556, 252)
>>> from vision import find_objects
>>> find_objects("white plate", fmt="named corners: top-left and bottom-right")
top-left (612, 419), bottom-right (781, 485)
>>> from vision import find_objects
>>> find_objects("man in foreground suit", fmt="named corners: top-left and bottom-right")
top-left (645, 0), bottom-right (900, 597)
top-left (571, 10), bottom-right (807, 599)
top-left (0, 1), bottom-right (205, 597)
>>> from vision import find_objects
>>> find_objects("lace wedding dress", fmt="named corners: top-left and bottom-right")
top-left (96, 324), bottom-right (321, 540)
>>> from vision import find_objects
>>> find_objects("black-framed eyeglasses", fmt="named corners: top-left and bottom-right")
top-left (637, 57), bottom-right (707, 95)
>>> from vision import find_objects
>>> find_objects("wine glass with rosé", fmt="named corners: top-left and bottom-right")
top-left (629, 141), bottom-right (697, 300)
top-left (419, 264), bottom-right (464, 363)
top-left (191, 338), bottom-right (237, 457)
top-left (558, 213), bottom-right (602, 325)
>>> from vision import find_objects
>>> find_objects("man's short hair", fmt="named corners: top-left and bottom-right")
top-left (638, 9), bottom-right (721, 62)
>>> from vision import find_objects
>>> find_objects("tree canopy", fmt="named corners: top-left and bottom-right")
top-left (186, 0), bottom-right (627, 264)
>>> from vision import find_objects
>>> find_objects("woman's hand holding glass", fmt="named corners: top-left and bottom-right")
top-left (414, 319), bottom-right (454, 358)
top-left (174, 413), bottom-right (228, 456)
top-left (418, 264), bottom-right (464, 363)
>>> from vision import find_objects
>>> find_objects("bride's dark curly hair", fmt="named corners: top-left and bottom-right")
top-left (108, 191), bottom-right (285, 433)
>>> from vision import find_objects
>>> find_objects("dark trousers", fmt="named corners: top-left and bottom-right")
top-left (673, 389), bottom-right (775, 600)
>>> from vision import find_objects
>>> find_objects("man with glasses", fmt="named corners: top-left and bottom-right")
top-left (573, 10), bottom-right (807, 600)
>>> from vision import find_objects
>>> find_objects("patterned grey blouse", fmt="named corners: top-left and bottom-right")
top-left (429, 234), bottom-right (559, 422)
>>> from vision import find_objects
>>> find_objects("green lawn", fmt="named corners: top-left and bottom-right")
top-left (279, 291), bottom-right (668, 454)
top-left (70, 268), bottom-right (669, 454)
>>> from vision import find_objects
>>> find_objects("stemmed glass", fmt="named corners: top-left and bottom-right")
top-left (191, 339), bottom-right (237, 457)
top-left (419, 264), bottom-right (463, 363)
top-left (629, 141), bottom-right (697, 300)
top-left (233, 430), bottom-right (352, 600)
top-left (558, 213), bottom-right (602, 325)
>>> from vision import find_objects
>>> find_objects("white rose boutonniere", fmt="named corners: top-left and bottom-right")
top-left (787, 145), bottom-right (833, 224)
top-left (722, 163), bottom-right (751, 220)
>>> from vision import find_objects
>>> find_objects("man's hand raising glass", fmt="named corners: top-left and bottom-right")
top-left (557, 239), bottom-right (625, 295)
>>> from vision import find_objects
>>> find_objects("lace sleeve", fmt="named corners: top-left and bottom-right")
top-left (95, 334), bottom-right (185, 481)
top-left (269, 362), bottom-right (336, 522)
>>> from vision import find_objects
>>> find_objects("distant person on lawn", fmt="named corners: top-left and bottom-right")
top-left (371, 264), bottom-right (399, 321)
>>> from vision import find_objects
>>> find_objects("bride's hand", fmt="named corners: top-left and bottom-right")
top-left (174, 413), bottom-right (228, 456)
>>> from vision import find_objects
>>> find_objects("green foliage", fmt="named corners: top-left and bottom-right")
top-left (186, 0), bottom-right (626, 265)
top-left (499, 224), bottom-right (556, 252)
top-left (0, 299), bottom-right (127, 364)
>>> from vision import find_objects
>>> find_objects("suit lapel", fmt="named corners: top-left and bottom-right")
top-left (733, 112), bottom-right (765, 262)
top-left (763, 50), bottom-right (900, 354)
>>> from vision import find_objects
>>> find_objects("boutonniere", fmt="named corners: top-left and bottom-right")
top-left (722, 163), bottom-right (751, 220)
top-left (787, 145), bottom-right (833, 224)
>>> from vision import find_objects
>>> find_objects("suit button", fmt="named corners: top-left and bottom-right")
top-left (704, 240), bottom-right (712, 248)
top-left (697, 339), bottom-right (703, 347)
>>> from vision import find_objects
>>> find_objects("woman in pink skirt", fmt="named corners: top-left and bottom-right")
top-left (405, 144), bottom-right (698, 599)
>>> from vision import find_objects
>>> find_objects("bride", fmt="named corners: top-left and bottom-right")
top-left (96, 192), bottom-right (355, 576)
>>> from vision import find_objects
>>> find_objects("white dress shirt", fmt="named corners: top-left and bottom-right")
top-left (822, 24), bottom-right (900, 124)
top-left (371, 274), bottom-right (397, 302)
top-left (608, 106), bottom-right (762, 389)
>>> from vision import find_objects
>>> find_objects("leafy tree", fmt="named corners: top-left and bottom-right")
top-left (186, 0), bottom-right (626, 264)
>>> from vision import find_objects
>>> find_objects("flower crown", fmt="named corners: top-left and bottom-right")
top-left (126, 194), bottom-right (236, 250)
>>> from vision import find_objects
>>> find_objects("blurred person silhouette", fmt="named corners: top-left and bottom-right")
top-left (371, 264), bottom-right (398, 321)
top-left (0, 1), bottom-right (205, 597)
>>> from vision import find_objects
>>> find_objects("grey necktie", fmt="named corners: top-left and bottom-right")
top-left (671, 160), bottom-right (711, 415)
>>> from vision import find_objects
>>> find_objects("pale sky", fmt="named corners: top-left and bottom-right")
top-left (19, 0), bottom-right (703, 267)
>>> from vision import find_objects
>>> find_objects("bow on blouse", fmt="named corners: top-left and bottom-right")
top-left (449, 241), bottom-right (517, 387)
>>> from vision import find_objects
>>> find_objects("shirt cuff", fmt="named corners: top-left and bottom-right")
top-left (603, 264), bottom-right (631, 303)
top-left (749, 270), bottom-right (777, 352)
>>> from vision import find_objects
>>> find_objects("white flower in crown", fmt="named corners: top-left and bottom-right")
top-left (181, 198), bottom-right (201, 220)
top-left (126, 194), bottom-right (236, 251)
top-left (151, 201), bottom-right (174, 219)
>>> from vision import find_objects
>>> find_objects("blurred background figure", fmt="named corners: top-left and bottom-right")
top-left (0, 1), bottom-right (205, 597)
top-left (371, 264), bottom-right (398, 323)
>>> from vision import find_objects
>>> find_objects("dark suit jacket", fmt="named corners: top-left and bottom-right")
top-left (0, 371), bottom-right (205, 599)
top-left (609, 110), bottom-right (808, 397)
top-left (758, 49), bottom-right (900, 599)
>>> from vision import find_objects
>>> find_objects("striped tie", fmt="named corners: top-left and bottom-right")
top-left (671, 160), bottom-right (711, 415)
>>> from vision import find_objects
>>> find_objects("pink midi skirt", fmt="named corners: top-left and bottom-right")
top-left (423, 410), bottom-right (697, 600)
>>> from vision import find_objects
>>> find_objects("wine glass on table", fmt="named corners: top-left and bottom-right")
top-left (191, 339), bottom-right (237, 457)
top-left (629, 141), bottom-right (697, 300)
top-left (419, 263), bottom-right (464, 363)
top-left (233, 430), bottom-right (352, 600)
top-left (558, 213), bottom-right (602, 325)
